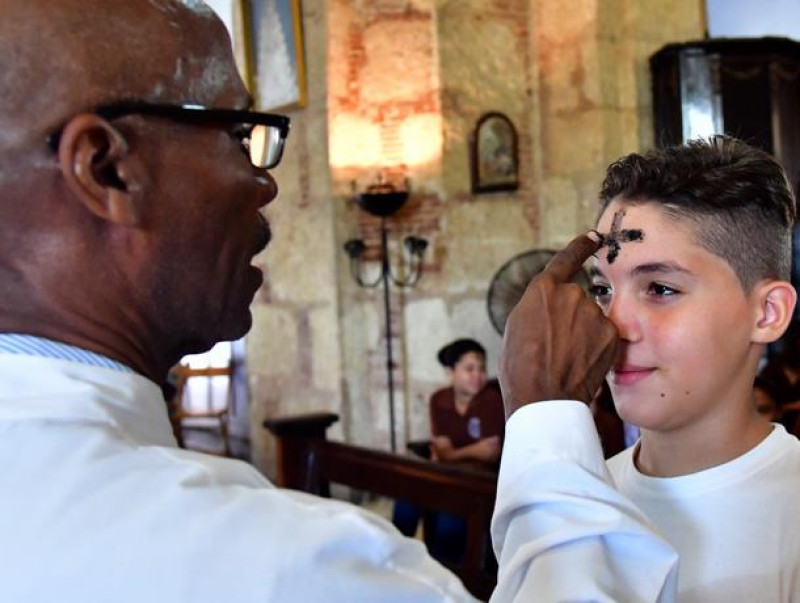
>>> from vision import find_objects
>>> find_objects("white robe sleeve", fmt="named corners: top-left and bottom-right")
top-left (491, 401), bottom-right (679, 602)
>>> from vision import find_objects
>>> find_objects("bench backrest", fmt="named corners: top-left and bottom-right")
top-left (264, 413), bottom-right (498, 600)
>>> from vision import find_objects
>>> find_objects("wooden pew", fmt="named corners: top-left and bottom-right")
top-left (264, 413), bottom-right (498, 600)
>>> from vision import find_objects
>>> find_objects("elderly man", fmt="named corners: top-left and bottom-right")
top-left (0, 0), bottom-right (678, 601)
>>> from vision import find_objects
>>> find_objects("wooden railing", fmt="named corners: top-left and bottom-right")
top-left (264, 413), bottom-right (498, 600)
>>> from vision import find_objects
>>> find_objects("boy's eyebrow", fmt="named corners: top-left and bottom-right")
top-left (631, 262), bottom-right (693, 277)
top-left (588, 262), bottom-right (693, 279)
top-left (588, 265), bottom-right (605, 279)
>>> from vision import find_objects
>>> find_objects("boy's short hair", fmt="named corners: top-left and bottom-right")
top-left (599, 136), bottom-right (797, 291)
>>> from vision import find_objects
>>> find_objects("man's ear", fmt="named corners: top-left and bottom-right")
top-left (752, 280), bottom-right (797, 344)
top-left (57, 114), bottom-right (145, 226)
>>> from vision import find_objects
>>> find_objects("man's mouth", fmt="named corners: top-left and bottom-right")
top-left (253, 213), bottom-right (272, 256)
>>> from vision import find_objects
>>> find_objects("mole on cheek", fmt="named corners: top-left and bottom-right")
top-left (660, 393), bottom-right (666, 398)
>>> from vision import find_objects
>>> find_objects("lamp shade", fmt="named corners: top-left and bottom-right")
top-left (355, 182), bottom-right (409, 217)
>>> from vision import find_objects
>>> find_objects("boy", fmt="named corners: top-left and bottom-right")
top-left (590, 136), bottom-right (800, 600)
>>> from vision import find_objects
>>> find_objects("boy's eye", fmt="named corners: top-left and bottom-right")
top-left (589, 283), bottom-right (612, 302)
top-left (647, 282), bottom-right (679, 297)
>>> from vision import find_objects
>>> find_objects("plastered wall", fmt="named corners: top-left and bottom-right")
top-left (248, 0), bottom-right (704, 477)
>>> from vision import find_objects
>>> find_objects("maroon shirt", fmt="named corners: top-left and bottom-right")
top-left (429, 380), bottom-right (505, 449)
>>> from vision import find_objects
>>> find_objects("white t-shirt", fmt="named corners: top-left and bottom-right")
top-left (608, 425), bottom-right (800, 602)
top-left (0, 354), bottom-right (679, 602)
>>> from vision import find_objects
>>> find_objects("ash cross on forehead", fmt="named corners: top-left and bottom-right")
top-left (596, 209), bottom-right (644, 264)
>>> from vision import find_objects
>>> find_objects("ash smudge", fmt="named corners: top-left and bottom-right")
top-left (599, 209), bottom-right (644, 264)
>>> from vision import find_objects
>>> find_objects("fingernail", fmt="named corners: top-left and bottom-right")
top-left (587, 230), bottom-right (603, 244)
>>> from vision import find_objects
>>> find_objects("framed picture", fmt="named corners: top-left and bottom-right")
top-left (470, 112), bottom-right (519, 194)
top-left (242, 0), bottom-right (307, 111)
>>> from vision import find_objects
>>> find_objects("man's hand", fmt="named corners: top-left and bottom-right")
top-left (499, 232), bottom-right (619, 419)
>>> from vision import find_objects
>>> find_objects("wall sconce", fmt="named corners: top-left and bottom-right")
top-left (343, 178), bottom-right (428, 452)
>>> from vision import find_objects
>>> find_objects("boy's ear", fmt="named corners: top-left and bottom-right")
top-left (752, 280), bottom-right (797, 344)
top-left (57, 114), bottom-right (145, 226)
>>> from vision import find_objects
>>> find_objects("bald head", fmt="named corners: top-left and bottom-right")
top-left (0, 0), bottom-right (244, 154)
top-left (0, 0), bottom-right (265, 380)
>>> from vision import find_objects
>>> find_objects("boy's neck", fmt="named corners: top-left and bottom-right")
top-left (634, 411), bottom-right (774, 478)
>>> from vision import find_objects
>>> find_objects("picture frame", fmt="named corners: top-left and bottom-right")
top-left (469, 112), bottom-right (519, 194)
top-left (241, 0), bottom-right (308, 111)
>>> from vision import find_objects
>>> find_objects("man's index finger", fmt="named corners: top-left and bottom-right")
top-left (543, 232), bottom-right (601, 283)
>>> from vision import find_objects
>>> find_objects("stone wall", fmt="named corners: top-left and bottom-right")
top-left (247, 0), bottom-right (705, 478)
top-left (246, 0), bottom-right (345, 475)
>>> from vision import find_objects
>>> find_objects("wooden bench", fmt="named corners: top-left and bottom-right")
top-left (264, 413), bottom-right (498, 600)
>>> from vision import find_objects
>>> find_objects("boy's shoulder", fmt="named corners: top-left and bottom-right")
top-left (606, 444), bottom-right (635, 483)
top-left (607, 425), bottom-right (800, 495)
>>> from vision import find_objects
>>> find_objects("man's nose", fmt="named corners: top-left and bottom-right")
top-left (254, 171), bottom-right (278, 208)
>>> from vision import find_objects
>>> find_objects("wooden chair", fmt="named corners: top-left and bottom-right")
top-left (264, 413), bottom-right (498, 600)
top-left (168, 363), bottom-right (234, 456)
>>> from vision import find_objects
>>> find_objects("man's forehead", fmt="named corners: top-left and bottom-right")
top-left (157, 3), bottom-right (247, 105)
top-left (91, 0), bottom-right (245, 106)
top-left (146, 0), bottom-right (220, 23)
top-left (0, 0), bottom-right (249, 155)
top-left (171, 51), bottom-right (248, 106)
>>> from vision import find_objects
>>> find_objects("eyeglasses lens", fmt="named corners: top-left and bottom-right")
top-left (250, 125), bottom-right (283, 169)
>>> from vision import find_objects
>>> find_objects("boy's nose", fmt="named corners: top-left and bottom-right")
top-left (605, 296), bottom-right (642, 343)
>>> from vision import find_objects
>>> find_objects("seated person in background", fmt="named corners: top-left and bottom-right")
top-left (429, 338), bottom-right (505, 469)
top-left (753, 374), bottom-right (783, 422)
top-left (394, 338), bottom-right (504, 565)
top-left (593, 136), bottom-right (800, 600)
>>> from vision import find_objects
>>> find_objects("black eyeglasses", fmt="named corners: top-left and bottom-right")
top-left (47, 102), bottom-right (291, 170)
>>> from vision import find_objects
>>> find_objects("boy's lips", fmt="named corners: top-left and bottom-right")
top-left (611, 363), bottom-right (656, 386)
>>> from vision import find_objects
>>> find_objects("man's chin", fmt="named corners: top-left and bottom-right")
top-left (178, 310), bottom-right (253, 358)
top-left (221, 308), bottom-right (254, 342)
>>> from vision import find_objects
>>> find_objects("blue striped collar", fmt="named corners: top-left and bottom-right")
top-left (0, 334), bottom-right (135, 374)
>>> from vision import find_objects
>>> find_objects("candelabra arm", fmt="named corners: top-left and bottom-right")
top-left (389, 257), bottom-right (423, 287)
top-left (388, 241), bottom-right (426, 287)
top-left (349, 256), bottom-right (382, 288)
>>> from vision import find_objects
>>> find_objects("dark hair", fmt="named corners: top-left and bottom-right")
top-left (599, 136), bottom-right (796, 291)
top-left (437, 338), bottom-right (485, 368)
